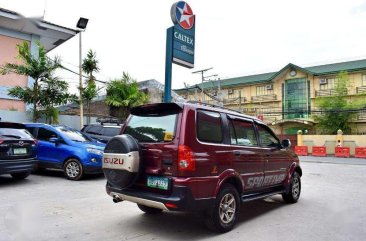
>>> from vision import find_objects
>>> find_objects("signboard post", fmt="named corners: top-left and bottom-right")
top-left (164, 1), bottom-right (195, 102)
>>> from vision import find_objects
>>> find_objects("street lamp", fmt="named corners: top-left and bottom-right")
top-left (76, 17), bottom-right (88, 129)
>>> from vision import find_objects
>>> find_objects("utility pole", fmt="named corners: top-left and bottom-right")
top-left (192, 67), bottom-right (212, 102)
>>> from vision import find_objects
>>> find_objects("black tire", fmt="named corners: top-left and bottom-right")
top-left (137, 204), bottom-right (163, 214)
top-left (11, 172), bottom-right (30, 180)
top-left (63, 158), bottom-right (83, 181)
top-left (204, 184), bottom-right (240, 233)
top-left (282, 171), bottom-right (301, 203)
top-left (103, 134), bottom-right (141, 189)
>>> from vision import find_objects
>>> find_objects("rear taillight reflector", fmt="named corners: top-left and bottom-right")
top-left (165, 203), bottom-right (178, 209)
top-left (178, 145), bottom-right (195, 171)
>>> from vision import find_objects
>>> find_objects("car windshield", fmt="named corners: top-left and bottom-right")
top-left (124, 114), bottom-right (177, 142)
top-left (56, 126), bottom-right (92, 142)
top-left (0, 128), bottom-right (33, 139)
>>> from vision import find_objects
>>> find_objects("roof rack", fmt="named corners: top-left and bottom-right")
top-left (96, 117), bottom-right (122, 125)
top-left (186, 100), bottom-right (242, 114)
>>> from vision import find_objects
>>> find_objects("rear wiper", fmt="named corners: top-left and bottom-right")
top-left (0, 134), bottom-right (21, 139)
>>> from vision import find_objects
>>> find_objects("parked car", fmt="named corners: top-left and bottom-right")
top-left (25, 123), bottom-right (106, 180)
top-left (102, 102), bottom-right (302, 232)
top-left (0, 122), bottom-right (37, 179)
top-left (81, 121), bottom-right (123, 144)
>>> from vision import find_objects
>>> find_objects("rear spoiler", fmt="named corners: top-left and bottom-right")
top-left (131, 103), bottom-right (183, 117)
top-left (0, 122), bottom-right (26, 129)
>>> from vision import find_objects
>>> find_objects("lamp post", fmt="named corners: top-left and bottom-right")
top-left (76, 17), bottom-right (89, 129)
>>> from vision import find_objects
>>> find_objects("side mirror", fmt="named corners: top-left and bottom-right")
top-left (281, 139), bottom-right (291, 149)
top-left (49, 137), bottom-right (59, 144)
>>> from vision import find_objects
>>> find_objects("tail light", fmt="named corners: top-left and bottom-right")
top-left (33, 139), bottom-right (38, 145)
top-left (178, 145), bottom-right (195, 171)
top-left (0, 140), bottom-right (3, 144)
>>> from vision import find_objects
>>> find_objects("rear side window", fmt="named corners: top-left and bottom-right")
top-left (101, 127), bottom-right (120, 136)
top-left (86, 126), bottom-right (102, 135)
top-left (124, 114), bottom-right (177, 142)
top-left (229, 119), bottom-right (257, 146)
top-left (197, 110), bottom-right (223, 143)
top-left (37, 128), bottom-right (58, 141)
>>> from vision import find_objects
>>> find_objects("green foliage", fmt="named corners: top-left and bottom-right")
top-left (0, 41), bottom-right (75, 123)
top-left (314, 71), bottom-right (364, 134)
top-left (82, 49), bottom-right (100, 124)
top-left (105, 72), bottom-right (148, 119)
top-left (40, 75), bottom-right (77, 124)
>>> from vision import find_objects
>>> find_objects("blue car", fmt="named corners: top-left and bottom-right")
top-left (25, 123), bottom-right (106, 180)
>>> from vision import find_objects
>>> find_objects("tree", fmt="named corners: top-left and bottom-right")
top-left (105, 72), bottom-right (148, 120)
top-left (314, 71), bottom-right (365, 134)
top-left (0, 41), bottom-right (61, 122)
top-left (82, 49), bottom-right (100, 124)
top-left (39, 75), bottom-right (77, 124)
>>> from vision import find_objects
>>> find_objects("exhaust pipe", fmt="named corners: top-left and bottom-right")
top-left (112, 195), bottom-right (122, 203)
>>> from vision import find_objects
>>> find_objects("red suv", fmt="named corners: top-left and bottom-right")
top-left (103, 102), bottom-right (302, 232)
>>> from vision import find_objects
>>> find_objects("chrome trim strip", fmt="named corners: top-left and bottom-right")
top-left (110, 192), bottom-right (168, 211)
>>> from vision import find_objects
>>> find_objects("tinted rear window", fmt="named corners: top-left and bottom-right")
top-left (0, 128), bottom-right (33, 139)
top-left (197, 110), bottom-right (223, 143)
top-left (101, 127), bottom-right (120, 136)
top-left (124, 115), bottom-right (177, 142)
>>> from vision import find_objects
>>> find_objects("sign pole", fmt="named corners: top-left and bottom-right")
top-left (164, 27), bottom-right (173, 103)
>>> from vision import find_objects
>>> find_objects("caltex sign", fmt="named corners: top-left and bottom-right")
top-left (165, 1), bottom-right (196, 102)
top-left (170, 1), bottom-right (195, 68)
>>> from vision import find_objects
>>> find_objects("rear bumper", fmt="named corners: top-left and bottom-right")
top-left (0, 158), bottom-right (37, 175)
top-left (106, 183), bottom-right (215, 212)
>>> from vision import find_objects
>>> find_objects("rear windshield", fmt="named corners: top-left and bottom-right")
top-left (124, 114), bottom-right (177, 142)
top-left (0, 128), bottom-right (33, 139)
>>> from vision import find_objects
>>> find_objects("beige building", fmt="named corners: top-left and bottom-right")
top-left (175, 61), bottom-right (366, 135)
top-left (0, 8), bottom-right (77, 112)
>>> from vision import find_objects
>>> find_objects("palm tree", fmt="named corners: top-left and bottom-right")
top-left (105, 72), bottom-right (148, 120)
top-left (82, 49), bottom-right (100, 124)
top-left (0, 41), bottom-right (61, 122)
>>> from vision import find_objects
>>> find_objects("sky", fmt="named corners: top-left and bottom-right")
top-left (2, 0), bottom-right (366, 94)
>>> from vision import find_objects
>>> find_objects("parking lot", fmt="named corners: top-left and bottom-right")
top-left (1, 157), bottom-right (366, 241)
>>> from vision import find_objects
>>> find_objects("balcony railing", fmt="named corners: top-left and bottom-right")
top-left (224, 97), bottom-right (246, 104)
top-left (251, 94), bottom-right (277, 102)
top-left (356, 86), bottom-right (366, 94)
top-left (315, 89), bottom-right (347, 97)
top-left (358, 112), bottom-right (366, 120)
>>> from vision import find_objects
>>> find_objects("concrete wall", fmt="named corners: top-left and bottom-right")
top-left (0, 110), bottom-right (96, 130)
top-left (302, 134), bottom-right (366, 155)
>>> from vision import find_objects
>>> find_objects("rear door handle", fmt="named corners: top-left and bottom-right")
top-left (234, 151), bottom-right (241, 156)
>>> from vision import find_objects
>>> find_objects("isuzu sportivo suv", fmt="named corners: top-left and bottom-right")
top-left (102, 102), bottom-right (302, 232)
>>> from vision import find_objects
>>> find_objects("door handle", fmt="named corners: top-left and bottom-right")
top-left (234, 151), bottom-right (241, 156)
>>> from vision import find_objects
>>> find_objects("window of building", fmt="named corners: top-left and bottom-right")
top-left (256, 85), bottom-right (273, 96)
top-left (362, 74), bottom-right (366, 86)
top-left (229, 118), bottom-right (257, 146)
top-left (197, 110), bottom-right (223, 143)
top-left (256, 124), bottom-right (280, 148)
top-left (319, 78), bottom-right (336, 90)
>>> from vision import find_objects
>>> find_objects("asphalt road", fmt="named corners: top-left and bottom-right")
top-left (1, 157), bottom-right (366, 241)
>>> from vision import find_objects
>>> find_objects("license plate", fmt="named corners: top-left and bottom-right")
top-left (13, 148), bottom-right (27, 155)
top-left (147, 176), bottom-right (169, 190)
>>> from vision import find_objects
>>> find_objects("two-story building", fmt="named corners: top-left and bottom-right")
top-left (0, 8), bottom-right (78, 112)
top-left (175, 60), bottom-right (366, 134)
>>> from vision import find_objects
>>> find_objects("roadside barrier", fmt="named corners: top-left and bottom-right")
top-left (355, 147), bottom-right (366, 158)
top-left (312, 146), bottom-right (327, 157)
top-left (335, 147), bottom-right (350, 158)
top-left (295, 146), bottom-right (308, 156)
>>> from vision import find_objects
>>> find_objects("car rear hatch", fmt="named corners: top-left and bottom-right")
top-left (0, 123), bottom-right (36, 160)
top-left (122, 103), bottom-right (183, 191)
